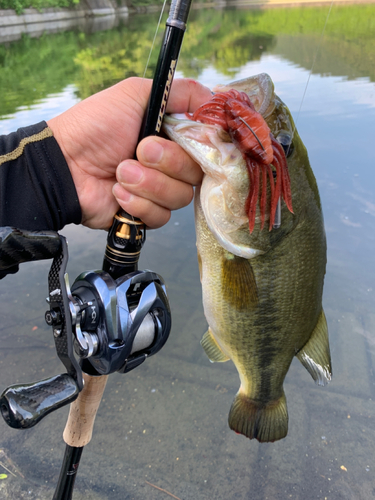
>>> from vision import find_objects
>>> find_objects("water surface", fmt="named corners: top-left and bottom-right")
top-left (1, 4), bottom-right (375, 499)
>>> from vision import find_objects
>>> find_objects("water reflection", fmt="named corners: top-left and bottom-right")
top-left (1, 4), bottom-right (375, 499)
top-left (2, 4), bottom-right (375, 120)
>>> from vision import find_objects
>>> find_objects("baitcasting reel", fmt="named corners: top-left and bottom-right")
top-left (0, 226), bottom-right (171, 430)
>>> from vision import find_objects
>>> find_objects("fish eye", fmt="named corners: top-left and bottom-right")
top-left (276, 131), bottom-right (294, 158)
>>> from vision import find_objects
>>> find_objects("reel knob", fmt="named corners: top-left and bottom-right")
top-left (0, 374), bottom-right (80, 429)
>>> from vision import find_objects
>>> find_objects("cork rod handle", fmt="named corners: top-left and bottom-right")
top-left (63, 373), bottom-right (108, 447)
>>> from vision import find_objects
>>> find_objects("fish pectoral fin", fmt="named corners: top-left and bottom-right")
top-left (221, 254), bottom-right (258, 311)
top-left (296, 309), bottom-right (332, 386)
top-left (201, 328), bottom-right (230, 362)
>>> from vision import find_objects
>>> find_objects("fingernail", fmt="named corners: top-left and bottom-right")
top-left (113, 183), bottom-right (133, 202)
top-left (118, 162), bottom-right (143, 184)
top-left (141, 140), bottom-right (164, 164)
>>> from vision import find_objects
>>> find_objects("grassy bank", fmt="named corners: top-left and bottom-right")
top-left (0, 0), bottom-right (169, 14)
top-left (0, 0), bottom-right (80, 14)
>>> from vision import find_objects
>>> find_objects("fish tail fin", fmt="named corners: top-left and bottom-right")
top-left (228, 391), bottom-right (288, 443)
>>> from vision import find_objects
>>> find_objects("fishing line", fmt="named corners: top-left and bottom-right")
top-left (127, 1), bottom-right (168, 266)
top-left (118, 0), bottom-right (168, 166)
top-left (142, 0), bottom-right (169, 81)
top-left (292, 0), bottom-right (334, 133)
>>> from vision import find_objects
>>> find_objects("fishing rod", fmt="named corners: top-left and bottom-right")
top-left (53, 1), bottom-right (193, 497)
top-left (0, 0), bottom-right (193, 498)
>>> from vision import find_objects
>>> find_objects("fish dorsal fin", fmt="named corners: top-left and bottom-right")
top-left (221, 254), bottom-right (258, 311)
top-left (296, 310), bottom-right (332, 386)
top-left (201, 328), bottom-right (230, 362)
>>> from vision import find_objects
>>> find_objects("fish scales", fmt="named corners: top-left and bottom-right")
top-left (163, 73), bottom-right (331, 442)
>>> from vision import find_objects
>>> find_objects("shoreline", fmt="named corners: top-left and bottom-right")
top-left (0, 1), bottom-right (129, 28)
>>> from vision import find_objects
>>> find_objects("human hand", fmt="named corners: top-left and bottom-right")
top-left (47, 78), bottom-right (212, 230)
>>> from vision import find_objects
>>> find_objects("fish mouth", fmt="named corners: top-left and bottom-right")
top-left (163, 74), bottom-right (277, 169)
top-left (163, 74), bottom-right (295, 257)
top-left (164, 73), bottom-right (275, 127)
top-left (213, 73), bottom-right (275, 119)
top-left (164, 73), bottom-right (291, 141)
top-left (213, 74), bottom-right (294, 143)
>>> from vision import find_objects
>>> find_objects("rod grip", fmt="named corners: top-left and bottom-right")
top-left (63, 372), bottom-right (108, 447)
top-left (0, 374), bottom-right (80, 429)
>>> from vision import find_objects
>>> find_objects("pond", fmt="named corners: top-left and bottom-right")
top-left (1, 3), bottom-right (375, 499)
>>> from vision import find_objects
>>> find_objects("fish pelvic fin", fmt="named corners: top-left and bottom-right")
top-left (201, 328), bottom-right (230, 363)
top-left (221, 254), bottom-right (258, 311)
top-left (296, 309), bottom-right (332, 386)
top-left (228, 391), bottom-right (288, 443)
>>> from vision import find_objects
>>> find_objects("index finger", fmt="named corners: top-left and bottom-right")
top-left (167, 79), bottom-right (212, 114)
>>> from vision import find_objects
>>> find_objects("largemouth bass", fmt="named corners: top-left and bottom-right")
top-left (163, 74), bottom-right (331, 443)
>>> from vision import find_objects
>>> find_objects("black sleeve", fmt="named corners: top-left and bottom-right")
top-left (0, 121), bottom-right (82, 231)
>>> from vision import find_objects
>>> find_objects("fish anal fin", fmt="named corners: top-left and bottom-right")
top-left (221, 254), bottom-right (258, 311)
top-left (201, 328), bottom-right (230, 363)
top-left (296, 309), bottom-right (332, 386)
top-left (228, 391), bottom-right (288, 443)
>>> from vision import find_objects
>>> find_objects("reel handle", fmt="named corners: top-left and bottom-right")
top-left (0, 373), bottom-right (80, 429)
top-left (0, 227), bottom-right (61, 279)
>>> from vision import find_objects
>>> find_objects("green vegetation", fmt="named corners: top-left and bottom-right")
top-left (1, 4), bottom-right (375, 119)
top-left (0, 0), bottom-right (79, 14)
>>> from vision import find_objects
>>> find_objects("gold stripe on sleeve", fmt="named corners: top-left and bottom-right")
top-left (0, 127), bottom-right (54, 166)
